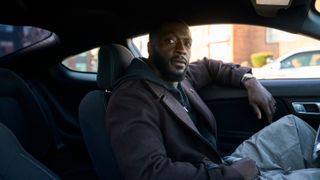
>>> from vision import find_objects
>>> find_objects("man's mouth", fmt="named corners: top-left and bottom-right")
top-left (171, 56), bottom-right (187, 68)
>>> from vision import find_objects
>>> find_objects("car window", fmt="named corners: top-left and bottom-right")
top-left (62, 48), bottom-right (99, 72)
top-left (280, 51), bottom-right (320, 69)
top-left (316, 0), bottom-right (320, 13)
top-left (132, 24), bottom-right (320, 79)
top-left (62, 24), bottom-right (320, 79)
top-left (309, 53), bottom-right (320, 66)
top-left (0, 24), bottom-right (51, 58)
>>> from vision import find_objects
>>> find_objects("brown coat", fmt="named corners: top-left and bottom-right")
top-left (106, 59), bottom-right (250, 180)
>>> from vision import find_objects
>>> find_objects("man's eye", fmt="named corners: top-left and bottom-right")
top-left (166, 39), bottom-right (176, 44)
top-left (185, 42), bottom-right (192, 48)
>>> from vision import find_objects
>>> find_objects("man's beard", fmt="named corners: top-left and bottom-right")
top-left (151, 51), bottom-right (188, 82)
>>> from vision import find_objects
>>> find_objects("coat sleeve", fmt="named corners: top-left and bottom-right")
top-left (186, 58), bottom-right (251, 90)
top-left (106, 87), bottom-right (244, 180)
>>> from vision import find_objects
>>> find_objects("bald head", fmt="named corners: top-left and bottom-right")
top-left (149, 19), bottom-right (190, 44)
top-left (147, 18), bottom-right (192, 83)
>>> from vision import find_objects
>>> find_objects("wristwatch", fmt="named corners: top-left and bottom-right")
top-left (241, 73), bottom-right (256, 84)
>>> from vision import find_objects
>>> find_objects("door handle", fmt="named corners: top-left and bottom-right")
top-left (292, 102), bottom-right (320, 115)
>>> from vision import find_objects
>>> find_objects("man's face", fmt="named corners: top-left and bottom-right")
top-left (149, 22), bottom-right (192, 82)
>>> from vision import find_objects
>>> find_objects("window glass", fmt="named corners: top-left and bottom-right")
top-left (62, 48), bottom-right (99, 72)
top-left (266, 28), bottom-right (296, 43)
top-left (133, 24), bottom-right (320, 79)
top-left (0, 24), bottom-right (51, 58)
top-left (280, 53), bottom-right (312, 69)
top-left (315, 0), bottom-right (320, 13)
top-left (133, 35), bottom-right (149, 58)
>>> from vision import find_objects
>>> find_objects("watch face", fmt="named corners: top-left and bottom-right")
top-left (241, 73), bottom-right (255, 83)
top-left (244, 73), bottom-right (254, 78)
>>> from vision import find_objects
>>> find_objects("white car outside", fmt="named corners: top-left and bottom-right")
top-left (253, 47), bottom-right (320, 79)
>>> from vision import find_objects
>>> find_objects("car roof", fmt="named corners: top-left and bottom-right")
top-left (0, 0), bottom-right (319, 72)
top-left (0, 0), bottom-right (316, 40)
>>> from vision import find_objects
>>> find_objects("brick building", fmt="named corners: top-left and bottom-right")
top-left (189, 24), bottom-right (320, 67)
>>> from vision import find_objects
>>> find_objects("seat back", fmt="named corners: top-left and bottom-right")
top-left (0, 68), bottom-right (59, 160)
top-left (0, 122), bottom-right (60, 179)
top-left (79, 44), bottom-right (134, 180)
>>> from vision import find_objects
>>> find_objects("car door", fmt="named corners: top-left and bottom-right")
top-left (198, 79), bottom-right (320, 156)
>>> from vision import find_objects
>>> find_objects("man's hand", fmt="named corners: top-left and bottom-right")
top-left (243, 78), bottom-right (276, 123)
top-left (231, 158), bottom-right (259, 180)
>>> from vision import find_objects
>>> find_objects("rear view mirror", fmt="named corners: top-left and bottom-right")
top-left (250, 0), bottom-right (293, 17)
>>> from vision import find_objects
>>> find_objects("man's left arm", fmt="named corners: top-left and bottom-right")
top-left (187, 57), bottom-right (276, 122)
top-left (187, 58), bottom-right (251, 89)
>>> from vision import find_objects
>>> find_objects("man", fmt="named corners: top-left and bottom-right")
top-left (106, 19), bottom-right (319, 179)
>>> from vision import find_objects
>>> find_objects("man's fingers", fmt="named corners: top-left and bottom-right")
top-left (266, 110), bottom-right (273, 123)
top-left (252, 105), bottom-right (261, 119)
top-left (267, 99), bottom-right (276, 123)
top-left (252, 103), bottom-right (274, 122)
top-left (264, 104), bottom-right (274, 123)
top-left (269, 101), bottom-right (276, 114)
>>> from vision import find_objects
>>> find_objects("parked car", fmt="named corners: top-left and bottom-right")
top-left (253, 47), bottom-right (320, 79)
top-left (1, 0), bottom-right (320, 180)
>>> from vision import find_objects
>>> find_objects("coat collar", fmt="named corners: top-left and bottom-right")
top-left (144, 80), bottom-right (217, 137)
top-left (144, 80), bottom-right (222, 160)
top-left (144, 81), bottom-right (202, 135)
top-left (181, 80), bottom-right (217, 135)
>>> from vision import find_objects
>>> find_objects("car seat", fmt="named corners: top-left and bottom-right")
top-left (0, 122), bottom-right (60, 179)
top-left (79, 43), bottom-right (134, 180)
top-left (0, 68), bottom-right (61, 160)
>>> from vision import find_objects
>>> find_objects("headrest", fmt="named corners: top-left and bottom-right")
top-left (97, 44), bottom-right (134, 90)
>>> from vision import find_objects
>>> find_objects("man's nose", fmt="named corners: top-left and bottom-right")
top-left (175, 41), bottom-right (187, 54)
